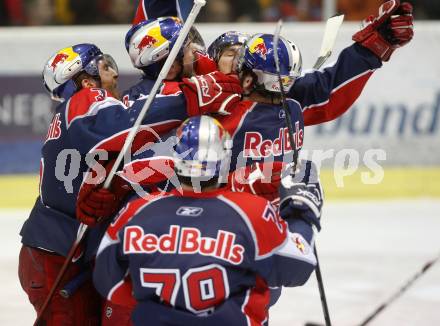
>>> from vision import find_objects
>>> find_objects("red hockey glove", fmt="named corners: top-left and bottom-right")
top-left (76, 160), bottom-right (131, 227)
top-left (352, 0), bottom-right (414, 62)
top-left (181, 71), bottom-right (242, 116)
top-left (228, 161), bottom-right (284, 203)
top-left (193, 51), bottom-right (218, 75)
top-left (120, 157), bottom-right (175, 186)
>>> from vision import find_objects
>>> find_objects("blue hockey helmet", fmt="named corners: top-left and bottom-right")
top-left (238, 33), bottom-right (302, 93)
top-left (174, 116), bottom-right (231, 179)
top-left (125, 16), bottom-right (184, 78)
top-left (43, 43), bottom-right (103, 102)
top-left (207, 31), bottom-right (250, 62)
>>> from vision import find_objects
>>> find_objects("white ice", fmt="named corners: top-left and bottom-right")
top-left (1, 200), bottom-right (440, 326)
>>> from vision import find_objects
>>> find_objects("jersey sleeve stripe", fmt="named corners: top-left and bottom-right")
top-left (302, 69), bottom-right (375, 126)
top-left (240, 276), bottom-right (270, 326)
top-left (87, 120), bottom-right (181, 154)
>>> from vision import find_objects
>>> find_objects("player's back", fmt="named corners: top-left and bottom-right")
top-left (20, 87), bottom-right (127, 257)
top-left (217, 99), bottom-right (304, 170)
top-left (99, 187), bottom-right (288, 325)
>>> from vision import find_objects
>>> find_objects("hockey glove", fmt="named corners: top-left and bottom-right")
top-left (76, 160), bottom-right (131, 227)
top-left (228, 161), bottom-right (284, 204)
top-left (193, 50), bottom-right (218, 75)
top-left (279, 160), bottom-right (323, 231)
top-left (120, 157), bottom-right (175, 186)
top-left (180, 71), bottom-right (242, 116)
top-left (352, 0), bottom-right (414, 62)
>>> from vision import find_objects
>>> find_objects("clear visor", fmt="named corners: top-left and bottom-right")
top-left (83, 54), bottom-right (119, 77)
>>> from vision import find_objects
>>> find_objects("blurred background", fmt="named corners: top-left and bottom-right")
top-left (0, 1), bottom-right (439, 325)
top-left (1, 0), bottom-right (440, 25)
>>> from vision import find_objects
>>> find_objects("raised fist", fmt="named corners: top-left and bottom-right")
top-left (353, 0), bottom-right (414, 61)
top-left (181, 71), bottom-right (242, 116)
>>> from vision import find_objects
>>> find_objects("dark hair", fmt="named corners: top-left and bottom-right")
top-left (73, 71), bottom-right (100, 90)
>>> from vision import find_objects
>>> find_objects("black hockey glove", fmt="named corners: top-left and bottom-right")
top-left (278, 160), bottom-right (323, 231)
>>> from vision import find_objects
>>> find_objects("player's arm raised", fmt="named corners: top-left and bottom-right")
top-left (291, 0), bottom-right (413, 126)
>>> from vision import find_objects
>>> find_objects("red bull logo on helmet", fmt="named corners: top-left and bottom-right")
top-left (249, 37), bottom-right (268, 60)
top-left (135, 35), bottom-right (158, 54)
top-left (49, 47), bottom-right (78, 72)
top-left (134, 26), bottom-right (167, 55)
top-left (50, 53), bottom-right (68, 72)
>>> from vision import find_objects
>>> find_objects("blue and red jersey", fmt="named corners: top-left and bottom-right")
top-left (217, 99), bottom-right (304, 170)
top-left (20, 88), bottom-right (190, 258)
top-left (94, 187), bottom-right (316, 326)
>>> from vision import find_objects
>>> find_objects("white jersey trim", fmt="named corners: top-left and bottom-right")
top-left (107, 269), bottom-right (130, 302)
top-left (275, 232), bottom-right (317, 266)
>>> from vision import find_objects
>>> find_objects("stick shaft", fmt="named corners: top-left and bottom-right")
top-left (34, 3), bottom-right (207, 324)
top-left (359, 253), bottom-right (440, 326)
top-left (274, 20), bottom-right (331, 326)
top-left (103, 0), bottom-right (206, 189)
top-left (314, 245), bottom-right (332, 326)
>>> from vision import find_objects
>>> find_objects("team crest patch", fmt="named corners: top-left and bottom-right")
top-left (176, 206), bottom-right (203, 217)
top-left (292, 235), bottom-right (310, 255)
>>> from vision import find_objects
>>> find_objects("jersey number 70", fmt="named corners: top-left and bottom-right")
top-left (140, 264), bottom-right (230, 315)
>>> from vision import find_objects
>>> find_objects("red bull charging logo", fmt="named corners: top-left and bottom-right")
top-left (49, 47), bottom-right (78, 72)
top-left (135, 35), bottom-right (158, 54)
top-left (249, 37), bottom-right (268, 60)
top-left (50, 53), bottom-right (69, 72)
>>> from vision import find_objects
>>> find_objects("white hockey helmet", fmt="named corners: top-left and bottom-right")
top-left (43, 43), bottom-right (103, 102)
top-left (125, 17), bottom-right (183, 77)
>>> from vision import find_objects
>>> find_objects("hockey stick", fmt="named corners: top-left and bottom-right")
top-left (273, 20), bottom-right (332, 326)
top-left (104, 0), bottom-right (206, 189)
top-left (358, 252), bottom-right (440, 326)
top-left (312, 14), bottom-right (344, 70)
top-left (33, 2), bottom-right (206, 325)
top-left (304, 252), bottom-right (440, 326)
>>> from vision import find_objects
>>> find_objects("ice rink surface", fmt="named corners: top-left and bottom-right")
top-left (1, 199), bottom-right (440, 326)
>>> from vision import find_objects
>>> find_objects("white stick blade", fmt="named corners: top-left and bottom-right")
top-left (318, 14), bottom-right (344, 57)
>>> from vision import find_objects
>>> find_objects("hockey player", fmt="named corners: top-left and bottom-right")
top-left (77, 35), bottom-right (310, 317)
top-left (122, 16), bottom-right (217, 107)
top-left (18, 43), bottom-right (242, 325)
top-left (120, 0), bottom-right (413, 182)
top-left (206, 0), bottom-right (414, 126)
top-left (93, 115), bottom-right (323, 325)
top-left (211, 0), bottom-right (414, 201)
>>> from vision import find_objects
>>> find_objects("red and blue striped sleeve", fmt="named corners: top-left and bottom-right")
top-left (290, 43), bottom-right (382, 126)
top-left (66, 89), bottom-right (188, 154)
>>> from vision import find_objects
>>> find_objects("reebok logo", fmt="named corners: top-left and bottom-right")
top-left (176, 206), bottom-right (203, 217)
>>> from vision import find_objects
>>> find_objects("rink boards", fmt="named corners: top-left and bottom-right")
top-left (1, 167), bottom-right (439, 208)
